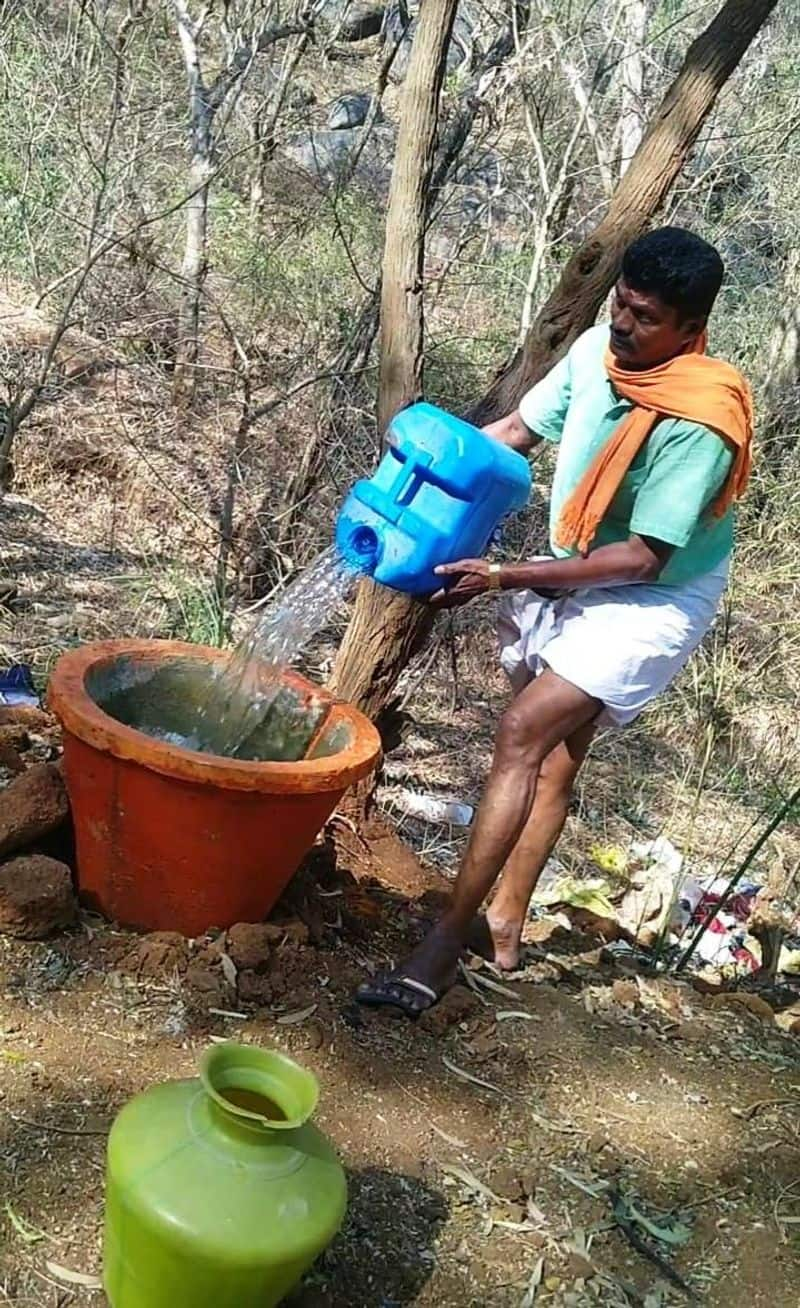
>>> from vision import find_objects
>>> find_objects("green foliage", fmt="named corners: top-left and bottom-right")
top-left (215, 186), bottom-right (384, 341)
top-left (118, 567), bottom-right (229, 649)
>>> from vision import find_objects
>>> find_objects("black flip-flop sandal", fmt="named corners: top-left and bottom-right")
top-left (465, 915), bottom-right (497, 964)
top-left (355, 973), bottom-right (441, 1020)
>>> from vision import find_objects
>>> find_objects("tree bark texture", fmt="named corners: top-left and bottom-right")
top-left (377, 0), bottom-right (459, 433)
top-left (328, 0), bottom-right (459, 714)
top-left (173, 151), bottom-right (211, 404)
top-left (618, 0), bottom-right (651, 178)
top-left (469, 0), bottom-right (779, 426)
top-left (170, 4), bottom-right (307, 404)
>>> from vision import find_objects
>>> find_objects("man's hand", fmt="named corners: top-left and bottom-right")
top-left (482, 411), bottom-right (539, 454)
top-left (430, 559), bottom-right (492, 608)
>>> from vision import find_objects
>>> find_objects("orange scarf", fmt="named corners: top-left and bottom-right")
top-left (554, 333), bottom-right (754, 555)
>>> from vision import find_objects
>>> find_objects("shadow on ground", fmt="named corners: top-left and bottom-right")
top-left (288, 1166), bottom-right (448, 1307)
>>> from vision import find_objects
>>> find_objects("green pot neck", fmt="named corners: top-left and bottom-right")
top-left (199, 1042), bottom-right (319, 1135)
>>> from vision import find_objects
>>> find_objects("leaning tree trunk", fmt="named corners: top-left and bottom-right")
top-left (470, 0), bottom-right (778, 424)
top-left (331, 0), bottom-right (778, 722)
top-left (327, 0), bottom-right (459, 714)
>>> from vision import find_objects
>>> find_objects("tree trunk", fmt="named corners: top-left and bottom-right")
top-left (331, 0), bottom-right (777, 724)
top-left (377, 0), bottom-right (459, 432)
top-left (618, 0), bottom-right (651, 177)
top-left (173, 150), bottom-right (211, 404)
top-left (328, 0), bottom-right (459, 713)
top-left (470, 0), bottom-right (778, 426)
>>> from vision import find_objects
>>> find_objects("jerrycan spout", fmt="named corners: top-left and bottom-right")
top-left (338, 524), bottom-right (381, 576)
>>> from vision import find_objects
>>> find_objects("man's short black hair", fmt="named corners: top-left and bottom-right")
top-left (622, 226), bottom-right (724, 321)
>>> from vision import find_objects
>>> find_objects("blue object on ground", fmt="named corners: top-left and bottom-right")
top-left (0, 663), bottom-right (39, 707)
top-left (335, 402), bottom-right (532, 595)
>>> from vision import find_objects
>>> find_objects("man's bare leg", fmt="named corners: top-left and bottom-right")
top-left (485, 721), bottom-right (595, 969)
top-left (358, 669), bottom-right (600, 1014)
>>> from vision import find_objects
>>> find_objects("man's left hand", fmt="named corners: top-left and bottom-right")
top-left (430, 559), bottom-right (492, 608)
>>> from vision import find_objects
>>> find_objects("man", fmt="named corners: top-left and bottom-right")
top-left (358, 226), bottom-right (753, 1018)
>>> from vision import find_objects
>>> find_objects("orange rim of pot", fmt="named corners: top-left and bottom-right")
top-left (48, 639), bottom-right (381, 795)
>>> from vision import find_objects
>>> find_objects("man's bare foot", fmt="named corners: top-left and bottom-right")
top-left (467, 911), bottom-right (523, 971)
top-left (486, 909), bottom-right (524, 969)
top-left (356, 919), bottom-right (463, 1019)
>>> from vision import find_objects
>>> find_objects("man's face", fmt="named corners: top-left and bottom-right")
top-left (609, 278), bottom-right (702, 369)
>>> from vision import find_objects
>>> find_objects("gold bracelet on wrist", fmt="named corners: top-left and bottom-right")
top-left (488, 562), bottom-right (503, 591)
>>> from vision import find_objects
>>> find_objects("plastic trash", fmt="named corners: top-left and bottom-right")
top-left (390, 788), bottom-right (474, 826)
top-left (0, 664), bottom-right (39, 708)
top-left (631, 835), bottom-right (683, 877)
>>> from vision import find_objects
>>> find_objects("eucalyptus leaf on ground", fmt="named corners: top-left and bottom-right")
top-left (45, 1260), bottom-right (102, 1288)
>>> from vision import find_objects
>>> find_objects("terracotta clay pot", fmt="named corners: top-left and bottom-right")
top-left (48, 639), bottom-right (381, 937)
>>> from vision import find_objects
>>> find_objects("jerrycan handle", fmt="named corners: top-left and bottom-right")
top-left (389, 440), bottom-right (471, 505)
top-left (387, 442), bottom-right (432, 506)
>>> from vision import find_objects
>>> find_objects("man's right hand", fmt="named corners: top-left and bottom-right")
top-left (482, 410), bottom-right (539, 454)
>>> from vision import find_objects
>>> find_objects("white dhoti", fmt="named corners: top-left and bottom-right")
top-left (498, 558), bottom-right (729, 727)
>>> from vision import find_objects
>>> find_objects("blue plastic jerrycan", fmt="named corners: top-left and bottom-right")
top-left (335, 402), bottom-right (532, 595)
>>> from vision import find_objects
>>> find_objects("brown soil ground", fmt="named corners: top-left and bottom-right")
top-left (1, 839), bottom-right (799, 1308)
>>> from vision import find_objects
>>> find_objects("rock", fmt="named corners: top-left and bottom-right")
top-left (341, 2), bottom-right (385, 39)
top-left (126, 931), bottom-right (189, 978)
top-left (0, 762), bottom-right (69, 858)
top-left (267, 949), bottom-right (313, 1001)
top-left (383, 2), bottom-right (474, 80)
top-left (227, 922), bottom-right (274, 974)
top-left (457, 153), bottom-right (501, 193)
top-left (0, 855), bottom-right (76, 938)
top-left (711, 991), bottom-right (775, 1022)
top-left (237, 970), bottom-right (275, 1006)
top-left (419, 984), bottom-right (480, 1034)
top-left (317, 0), bottom-right (384, 38)
top-left (0, 705), bottom-right (53, 732)
top-left (283, 124), bottom-right (395, 191)
top-left (328, 92), bottom-right (379, 131)
top-left (0, 727), bottom-right (27, 774)
top-left (0, 747), bottom-right (25, 775)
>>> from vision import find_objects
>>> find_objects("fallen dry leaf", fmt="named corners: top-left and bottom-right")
top-left (45, 1261), bottom-right (102, 1289)
top-left (276, 1003), bottom-right (318, 1024)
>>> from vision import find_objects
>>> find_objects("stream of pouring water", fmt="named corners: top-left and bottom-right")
top-left (195, 546), bottom-right (358, 758)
